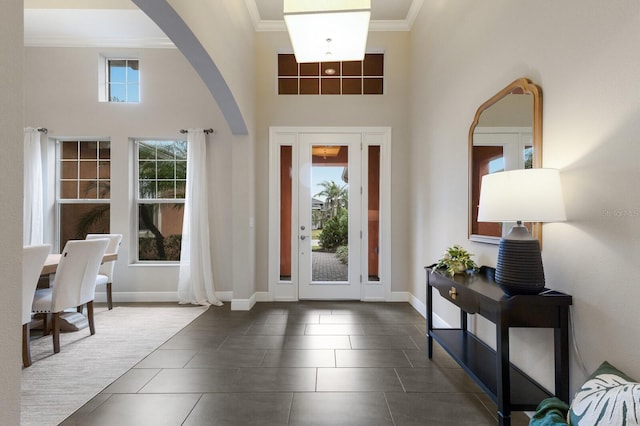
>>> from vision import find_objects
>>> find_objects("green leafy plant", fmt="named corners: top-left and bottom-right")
top-left (335, 245), bottom-right (348, 265)
top-left (434, 245), bottom-right (478, 276)
top-left (318, 208), bottom-right (348, 251)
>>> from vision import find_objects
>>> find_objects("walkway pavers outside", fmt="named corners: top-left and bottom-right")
top-left (312, 251), bottom-right (347, 281)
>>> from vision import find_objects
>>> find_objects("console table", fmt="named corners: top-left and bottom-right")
top-left (425, 266), bottom-right (572, 426)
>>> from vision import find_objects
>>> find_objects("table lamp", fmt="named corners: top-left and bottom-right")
top-left (477, 168), bottom-right (566, 296)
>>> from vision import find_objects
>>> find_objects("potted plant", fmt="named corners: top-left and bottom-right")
top-left (433, 245), bottom-right (478, 277)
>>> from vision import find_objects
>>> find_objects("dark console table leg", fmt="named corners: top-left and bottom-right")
top-left (498, 412), bottom-right (511, 426)
top-left (496, 319), bottom-right (511, 426)
top-left (427, 281), bottom-right (433, 358)
top-left (555, 306), bottom-right (570, 403)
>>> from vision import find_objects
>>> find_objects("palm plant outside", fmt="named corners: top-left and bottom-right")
top-left (315, 180), bottom-right (348, 218)
top-left (314, 180), bottom-right (348, 253)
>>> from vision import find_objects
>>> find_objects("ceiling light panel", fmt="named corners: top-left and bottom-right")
top-left (284, 0), bottom-right (371, 63)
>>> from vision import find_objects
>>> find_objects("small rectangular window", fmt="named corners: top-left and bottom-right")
top-left (135, 140), bottom-right (187, 262)
top-left (108, 59), bottom-right (139, 103)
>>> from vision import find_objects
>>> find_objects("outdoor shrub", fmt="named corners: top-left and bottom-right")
top-left (165, 234), bottom-right (182, 260)
top-left (335, 245), bottom-right (348, 264)
top-left (319, 208), bottom-right (348, 250)
top-left (139, 234), bottom-right (182, 261)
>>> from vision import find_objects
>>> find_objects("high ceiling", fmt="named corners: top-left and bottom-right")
top-left (249, 0), bottom-right (420, 27)
top-left (24, 0), bottom-right (423, 48)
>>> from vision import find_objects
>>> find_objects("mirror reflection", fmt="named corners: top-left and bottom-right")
top-left (468, 78), bottom-right (542, 244)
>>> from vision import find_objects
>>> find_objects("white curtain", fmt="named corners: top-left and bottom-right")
top-left (24, 127), bottom-right (44, 246)
top-left (177, 129), bottom-right (223, 306)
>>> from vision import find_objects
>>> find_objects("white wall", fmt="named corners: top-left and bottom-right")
top-left (24, 46), bottom-right (234, 300)
top-left (168, 0), bottom-right (255, 133)
top-left (254, 31), bottom-right (413, 296)
top-left (0, 2), bottom-right (24, 422)
top-left (166, 0), bottom-right (257, 306)
top-left (410, 0), bottom-right (640, 393)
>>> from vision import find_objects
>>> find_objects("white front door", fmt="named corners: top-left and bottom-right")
top-left (268, 127), bottom-right (391, 302)
top-left (298, 133), bottom-right (362, 299)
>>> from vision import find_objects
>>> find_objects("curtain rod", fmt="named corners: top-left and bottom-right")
top-left (179, 128), bottom-right (214, 134)
top-left (37, 127), bottom-right (48, 134)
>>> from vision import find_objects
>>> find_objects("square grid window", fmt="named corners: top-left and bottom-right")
top-left (278, 53), bottom-right (384, 95)
top-left (108, 59), bottom-right (139, 103)
top-left (136, 140), bottom-right (187, 262)
top-left (57, 140), bottom-right (111, 250)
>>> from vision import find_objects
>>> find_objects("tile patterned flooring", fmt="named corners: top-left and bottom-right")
top-left (61, 302), bottom-right (529, 425)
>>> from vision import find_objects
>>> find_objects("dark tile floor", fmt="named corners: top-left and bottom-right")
top-left (61, 302), bottom-right (530, 425)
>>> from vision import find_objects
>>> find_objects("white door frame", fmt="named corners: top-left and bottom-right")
top-left (268, 126), bottom-right (392, 301)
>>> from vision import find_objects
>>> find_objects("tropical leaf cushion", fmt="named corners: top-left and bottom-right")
top-left (569, 361), bottom-right (640, 425)
top-left (530, 397), bottom-right (570, 426)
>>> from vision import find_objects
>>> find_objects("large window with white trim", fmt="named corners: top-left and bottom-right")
top-left (135, 140), bottom-right (187, 262)
top-left (57, 139), bottom-right (111, 250)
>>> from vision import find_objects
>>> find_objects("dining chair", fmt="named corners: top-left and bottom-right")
top-left (22, 244), bottom-right (51, 368)
top-left (86, 233), bottom-right (123, 310)
top-left (32, 238), bottom-right (109, 354)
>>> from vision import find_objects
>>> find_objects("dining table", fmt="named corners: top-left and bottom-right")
top-left (41, 252), bottom-right (118, 275)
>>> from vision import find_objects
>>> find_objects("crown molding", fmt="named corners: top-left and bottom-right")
top-left (24, 36), bottom-right (175, 49)
top-left (405, 0), bottom-right (424, 29)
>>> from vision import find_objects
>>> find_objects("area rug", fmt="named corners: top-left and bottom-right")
top-left (21, 304), bottom-right (208, 426)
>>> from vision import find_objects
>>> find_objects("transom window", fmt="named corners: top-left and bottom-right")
top-left (107, 59), bottom-right (139, 103)
top-left (277, 53), bottom-right (384, 95)
top-left (57, 139), bottom-right (111, 250)
top-left (135, 140), bottom-right (187, 262)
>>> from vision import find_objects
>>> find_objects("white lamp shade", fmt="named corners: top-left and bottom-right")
top-left (477, 168), bottom-right (567, 223)
top-left (284, 0), bottom-right (371, 63)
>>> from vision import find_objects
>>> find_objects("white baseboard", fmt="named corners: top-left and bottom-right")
top-left (231, 293), bottom-right (257, 311)
top-left (105, 292), bottom-right (178, 303)
top-left (431, 311), bottom-right (449, 328)
top-left (100, 291), bottom-right (233, 304)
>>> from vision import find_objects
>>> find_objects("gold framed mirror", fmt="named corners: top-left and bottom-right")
top-left (468, 78), bottom-right (542, 244)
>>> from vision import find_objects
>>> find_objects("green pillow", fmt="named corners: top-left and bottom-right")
top-left (531, 397), bottom-right (570, 426)
top-left (569, 361), bottom-right (640, 425)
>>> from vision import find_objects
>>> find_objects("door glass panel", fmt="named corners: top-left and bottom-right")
top-left (368, 146), bottom-right (380, 281)
top-left (280, 146), bottom-right (292, 281)
top-left (311, 145), bottom-right (348, 282)
top-left (471, 145), bottom-right (504, 237)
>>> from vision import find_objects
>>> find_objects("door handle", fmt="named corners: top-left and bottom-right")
top-left (300, 235), bottom-right (310, 240)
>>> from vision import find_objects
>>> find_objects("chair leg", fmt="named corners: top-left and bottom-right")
top-left (77, 306), bottom-right (83, 314)
top-left (22, 323), bottom-right (32, 368)
top-left (52, 312), bottom-right (61, 354)
top-left (42, 313), bottom-right (50, 336)
top-left (87, 301), bottom-right (95, 335)
top-left (106, 282), bottom-right (113, 310)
